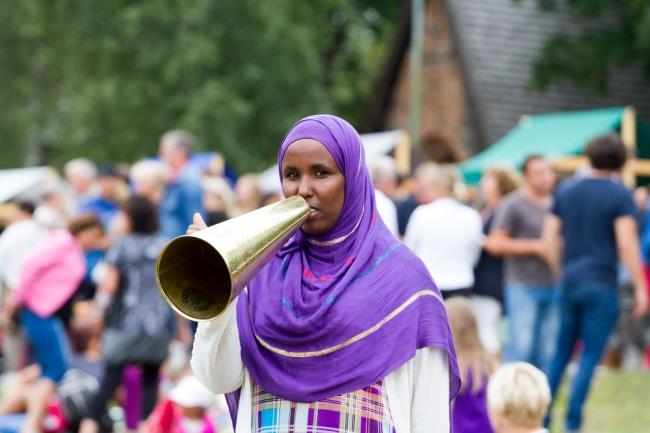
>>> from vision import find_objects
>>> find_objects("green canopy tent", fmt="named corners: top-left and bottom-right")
top-left (459, 107), bottom-right (650, 185)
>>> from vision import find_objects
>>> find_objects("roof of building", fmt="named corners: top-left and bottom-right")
top-left (365, 0), bottom-right (650, 149)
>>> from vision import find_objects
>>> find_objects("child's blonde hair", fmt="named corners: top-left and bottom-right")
top-left (487, 362), bottom-right (551, 428)
top-left (446, 297), bottom-right (498, 393)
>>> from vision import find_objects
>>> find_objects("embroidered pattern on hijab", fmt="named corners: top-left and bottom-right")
top-left (236, 114), bottom-right (460, 402)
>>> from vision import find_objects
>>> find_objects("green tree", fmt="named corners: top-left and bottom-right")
top-left (522, 0), bottom-right (650, 94)
top-left (0, 0), bottom-right (396, 172)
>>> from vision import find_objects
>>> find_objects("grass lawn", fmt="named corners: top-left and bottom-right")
top-left (550, 367), bottom-right (650, 433)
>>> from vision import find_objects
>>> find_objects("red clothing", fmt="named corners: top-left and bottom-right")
top-left (147, 400), bottom-right (215, 433)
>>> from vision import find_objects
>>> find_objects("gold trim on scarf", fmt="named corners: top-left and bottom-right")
top-left (253, 289), bottom-right (443, 358)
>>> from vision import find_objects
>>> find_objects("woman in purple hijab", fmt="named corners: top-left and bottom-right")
top-left (190, 115), bottom-right (460, 433)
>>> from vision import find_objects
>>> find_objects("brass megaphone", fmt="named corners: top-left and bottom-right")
top-left (155, 195), bottom-right (310, 321)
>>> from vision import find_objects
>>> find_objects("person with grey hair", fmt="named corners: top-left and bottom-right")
top-left (130, 159), bottom-right (169, 205)
top-left (158, 129), bottom-right (205, 238)
top-left (369, 156), bottom-right (399, 236)
top-left (404, 162), bottom-right (483, 299)
top-left (369, 155), bottom-right (399, 199)
top-left (64, 158), bottom-right (98, 210)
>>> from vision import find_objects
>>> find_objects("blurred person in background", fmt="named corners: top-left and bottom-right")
top-left (145, 375), bottom-right (216, 433)
top-left (64, 158), bottom-right (98, 213)
top-left (0, 201), bottom-right (46, 372)
top-left (543, 135), bottom-right (648, 433)
top-left (81, 196), bottom-right (175, 433)
top-left (404, 162), bottom-right (482, 299)
top-left (369, 156), bottom-right (399, 236)
top-left (369, 155), bottom-right (399, 200)
top-left (0, 309), bottom-right (112, 433)
top-left (130, 159), bottom-right (170, 205)
top-left (158, 129), bottom-right (205, 239)
top-left (396, 161), bottom-right (439, 236)
top-left (205, 152), bottom-right (226, 178)
top-left (34, 187), bottom-right (70, 230)
top-left (447, 297), bottom-right (498, 433)
top-left (471, 168), bottom-right (520, 355)
top-left (233, 173), bottom-right (262, 216)
top-left (78, 164), bottom-right (125, 231)
top-left (485, 155), bottom-right (558, 372)
top-left (202, 177), bottom-right (235, 226)
top-left (1, 214), bottom-right (103, 433)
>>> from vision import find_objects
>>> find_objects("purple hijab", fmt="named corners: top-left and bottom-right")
top-left (236, 114), bottom-right (460, 403)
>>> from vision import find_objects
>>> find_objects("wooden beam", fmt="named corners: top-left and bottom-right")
top-left (553, 155), bottom-right (650, 177)
top-left (552, 156), bottom-right (588, 173)
top-left (622, 106), bottom-right (637, 186)
top-left (394, 130), bottom-right (412, 176)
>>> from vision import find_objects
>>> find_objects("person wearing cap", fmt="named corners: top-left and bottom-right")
top-left (146, 376), bottom-right (216, 433)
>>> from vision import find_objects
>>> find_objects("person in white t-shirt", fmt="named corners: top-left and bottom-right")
top-left (368, 156), bottom-right (399, 236)
top-left (404, 163), bottom-right (482, 298)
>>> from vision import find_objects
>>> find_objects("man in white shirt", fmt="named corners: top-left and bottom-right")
top-left (369, 156), bottom-right (399, 236)
top-left (404, 163), bottom-right (482, 298)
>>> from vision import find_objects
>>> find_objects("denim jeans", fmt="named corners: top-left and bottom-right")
top-left (21, 308), bottom-right (71, 382)
top-left (504, 284), bottom-right (559, 373)
top-left (546, 281), bottom-right (619, 431)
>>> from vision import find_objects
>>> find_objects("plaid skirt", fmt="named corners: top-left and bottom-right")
top-left (251, 381), bottom-right (396, 433)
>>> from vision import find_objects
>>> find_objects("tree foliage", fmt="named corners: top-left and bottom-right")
top-left (0, 0), bottom-right (397, 172)
top-left (524, 0), bottom-right (650, 94)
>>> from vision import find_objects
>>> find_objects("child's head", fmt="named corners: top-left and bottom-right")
top-left (446, 297), bottom-right (497, 392)
top-left (487, 362), bottom-right (551, 433)
top-left (446, 297), bottom-right (481, 352)
top-left (169, 375), bottom-right (214, 419)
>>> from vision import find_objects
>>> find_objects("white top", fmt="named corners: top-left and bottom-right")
top-left (374, 190), bottom-right (399, 237)
top-left (404, 198), bottom-right (483, 291)
top-left (191, 299), bottom-right (450, 433)
top-left (0, 219), bottom-right (46, 292)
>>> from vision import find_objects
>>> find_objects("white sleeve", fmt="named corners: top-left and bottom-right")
top-left (190, 298), bottom-right (245, 394)
top-left (411, 347), bottom-right (450, 433)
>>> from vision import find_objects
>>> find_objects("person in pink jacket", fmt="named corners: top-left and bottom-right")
top-left (2, 214), bottom-right (104, 433)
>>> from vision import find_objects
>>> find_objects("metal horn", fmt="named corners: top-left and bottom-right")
top-left (155, 195), bottom-right (310, 321)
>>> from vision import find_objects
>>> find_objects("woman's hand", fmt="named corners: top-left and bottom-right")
top-left (186, 213), bottom-right (208, 235)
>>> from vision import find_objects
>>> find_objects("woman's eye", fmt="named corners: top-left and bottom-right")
top-left (285, 171), bottom-right (298, 179)
top-left (315, 169), bottom-right (328, 177)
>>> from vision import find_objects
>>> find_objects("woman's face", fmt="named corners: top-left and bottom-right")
top-left (281, 139), bottom-right (345, 235)
top-left (480, 173), bottom-right (500, 205)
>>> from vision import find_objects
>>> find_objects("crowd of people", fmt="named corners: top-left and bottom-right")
top-left (0, 130), bottom-right (244, 433)
top-left (0, 121), bottom-right (648, 433)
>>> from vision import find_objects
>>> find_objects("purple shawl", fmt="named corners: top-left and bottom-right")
top-left (236, 114), bottom-right (460, 403)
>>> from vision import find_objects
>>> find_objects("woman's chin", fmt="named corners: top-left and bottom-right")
top-left (301, 223), bottom-right (322, 235)
top-left (301, 221), bottom-right (330, 236)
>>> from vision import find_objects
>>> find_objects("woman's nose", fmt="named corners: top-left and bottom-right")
top-left (297, 176), bottom-right (313, 198)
